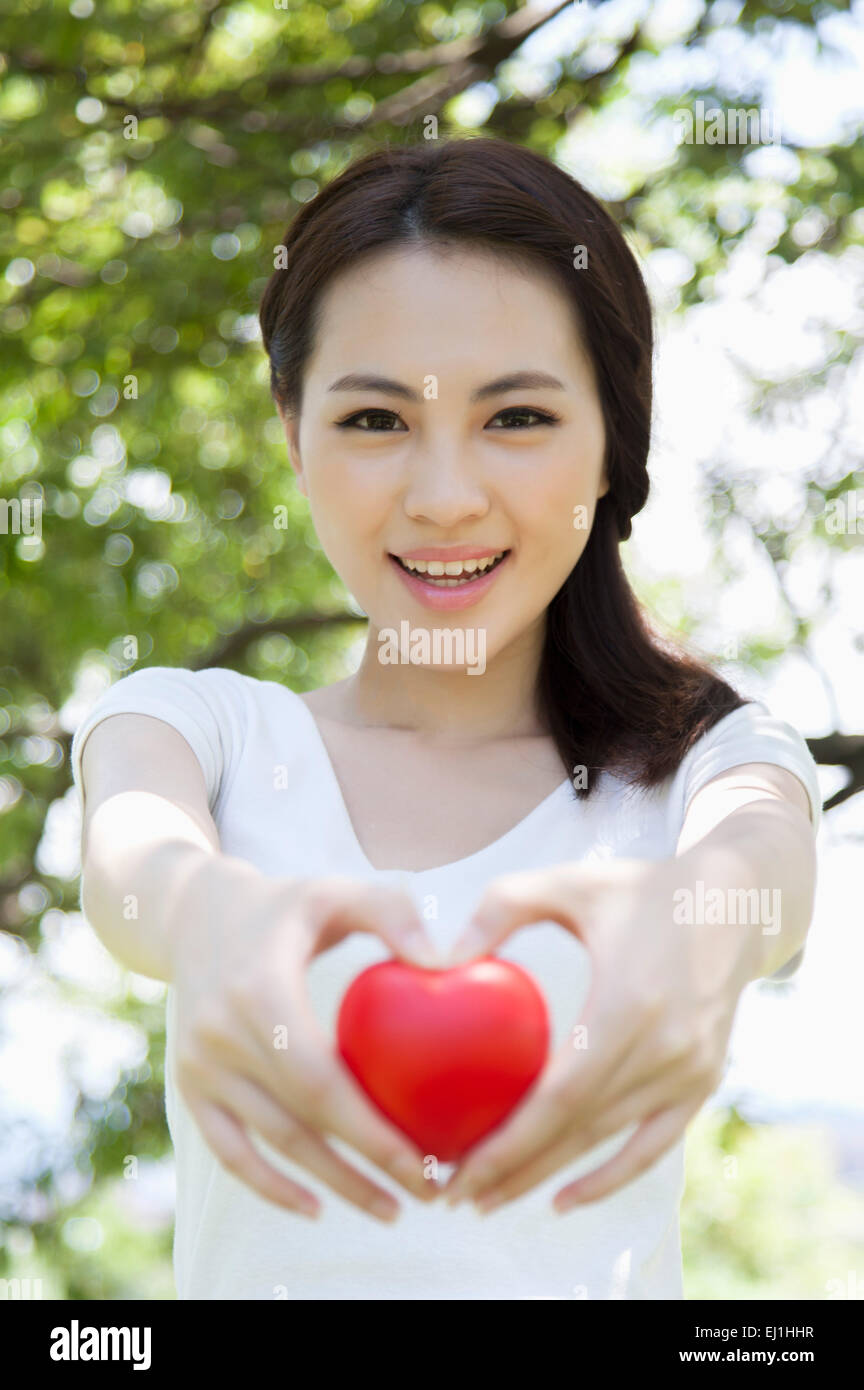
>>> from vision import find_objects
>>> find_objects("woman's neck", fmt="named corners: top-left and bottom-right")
top-left (337, 619), bottom-right (547, 742)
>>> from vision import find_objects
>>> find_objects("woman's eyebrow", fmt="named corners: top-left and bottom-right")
top-left (326, 370), bottom-right (567, 402)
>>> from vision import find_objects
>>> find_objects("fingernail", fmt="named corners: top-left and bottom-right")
top-left (404, 934), bottom-right (443, 970)
top-left (475, 1191), bottom-right (502, 1214)
top-left (449, 928), bottom-right (487, 963)
top-left (371, 1195), bottom-right (400, 1222)
top-left (300, 1196), bottom-right (321, 1218)
top-left (418, 948), bottom-right (444, 970)
top-left (392, 1156), bottom-right (423, 1190)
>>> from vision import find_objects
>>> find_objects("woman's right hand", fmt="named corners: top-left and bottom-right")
top-left (167, 856), bottom-right (443, 1221)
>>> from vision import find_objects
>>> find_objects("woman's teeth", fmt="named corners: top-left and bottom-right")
top-left (395, 552), bottom-right (506, 586)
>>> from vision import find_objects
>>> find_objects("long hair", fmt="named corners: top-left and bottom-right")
top-left (258, 138), bottom-right (748, 798)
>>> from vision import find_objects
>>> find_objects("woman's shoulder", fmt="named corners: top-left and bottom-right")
top-left (668, 696), bottom-right (822, 829)
top-left (106, 662), bottom-right (306, 703)
top-left (596, 696), bottom-right (821, 832)
top-left (684, 696), bottom-right (811, 763)
top-left (72, 663), bottom-right (308, 749)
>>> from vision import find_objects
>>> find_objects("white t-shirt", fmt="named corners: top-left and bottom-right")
top-left (70, 665), bottom-right (822, 1300)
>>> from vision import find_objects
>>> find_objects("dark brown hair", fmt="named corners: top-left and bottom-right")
top-left (259, 137), bottom-right (748, 799)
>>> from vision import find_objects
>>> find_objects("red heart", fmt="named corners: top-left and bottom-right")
top-left (336, 956), bottom-right (550, 1161)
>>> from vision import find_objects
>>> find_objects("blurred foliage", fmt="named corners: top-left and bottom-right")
top-left (1, 0), bottom-right (863, 1298)
top-left (683, 1107), bottom-right (864, 1299)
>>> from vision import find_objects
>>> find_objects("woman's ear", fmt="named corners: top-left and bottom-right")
top-left (277, 403), bottom-right (308, 497)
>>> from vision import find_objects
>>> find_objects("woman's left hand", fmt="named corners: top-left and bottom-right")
top-left (440, 856), bottom-right (762, 1213)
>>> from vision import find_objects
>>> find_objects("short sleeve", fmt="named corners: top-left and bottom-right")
top-left (70, 665), bottom-right (247, 815)
top-left (663, 700), bottom-right (822, 984)
top-left (666, 699), bottom-right (823, 847)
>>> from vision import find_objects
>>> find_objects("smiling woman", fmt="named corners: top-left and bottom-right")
top-left (259, 138), bottom-right (747, 793)
top-left (73, 136), bottom-right (822, 1302)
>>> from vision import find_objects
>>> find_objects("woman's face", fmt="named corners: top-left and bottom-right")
top-left (279, 242), bottom-right (608, 671)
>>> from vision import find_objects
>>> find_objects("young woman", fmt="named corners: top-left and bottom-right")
top-left (73, 137), bottom-right (821, 1300)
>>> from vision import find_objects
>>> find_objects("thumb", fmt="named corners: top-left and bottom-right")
top-left (331, 882), bottom-right (444, 970)
top-left (375, 910), bottom-right (445, 971)
top-left (443, 866), bottom-right (594, 967)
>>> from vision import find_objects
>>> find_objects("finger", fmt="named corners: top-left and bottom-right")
top-left (355, 884), bottom-right (444, 968)
top-left (553, 1104), bottom-right (692, 1210)
top-left (211, 1073), bottom-right (402, 1222)
top-left (445, 865), bottom-right (600, 966)
top-left (442, 1047), bottom-right (598, 1206)
top-left (315, 1058), bottom-right (442, 1203)
top-left (459, 1068), bottom-right (683, 1212)
top-left (304, 878), bottom-right (442, 969)
top-left (221, 925), bottom-right (441, 1202)
top-left (443, 992), bottom-right (641, 1206)
top-left (187, 1095), bottom-right (322, 1216)
top-left (470, 1126), bottom-right (631, 1213)
top-left (238, 990), bottom-right (441, 1204)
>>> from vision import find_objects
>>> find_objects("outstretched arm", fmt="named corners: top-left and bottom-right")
top-left (439, 761), bottom-right (819, 1212)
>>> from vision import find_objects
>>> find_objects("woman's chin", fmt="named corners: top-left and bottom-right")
top-left (362, 608), bottom-right (520, 671)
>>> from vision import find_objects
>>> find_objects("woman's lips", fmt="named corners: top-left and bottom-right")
top-left (388, 552), bottom-right (510, 611)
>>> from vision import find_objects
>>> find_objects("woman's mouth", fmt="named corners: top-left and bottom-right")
top-left (387, 549), bottom-right (511, 611)
top-left (391, 550), bottom-right (508, 586)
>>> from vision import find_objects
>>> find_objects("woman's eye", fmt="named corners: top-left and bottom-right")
top-left (334, 405), bottom-right (561, 432)
top-left (336, 410), bottom-right (407, 431)
top-left (488, 407), bottom-right (561, 429)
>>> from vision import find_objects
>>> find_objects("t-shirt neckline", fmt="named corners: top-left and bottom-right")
top-left (287, 687), bottom-right (573, 877)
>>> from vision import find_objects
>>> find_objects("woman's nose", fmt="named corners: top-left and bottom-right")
top-left (401, 444), bottom-right (491, 527)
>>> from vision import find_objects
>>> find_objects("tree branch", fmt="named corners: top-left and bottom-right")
top-left (54, 0), bottom-right (575, 122)
top-left (192, 610), bottom-right (367, 670)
